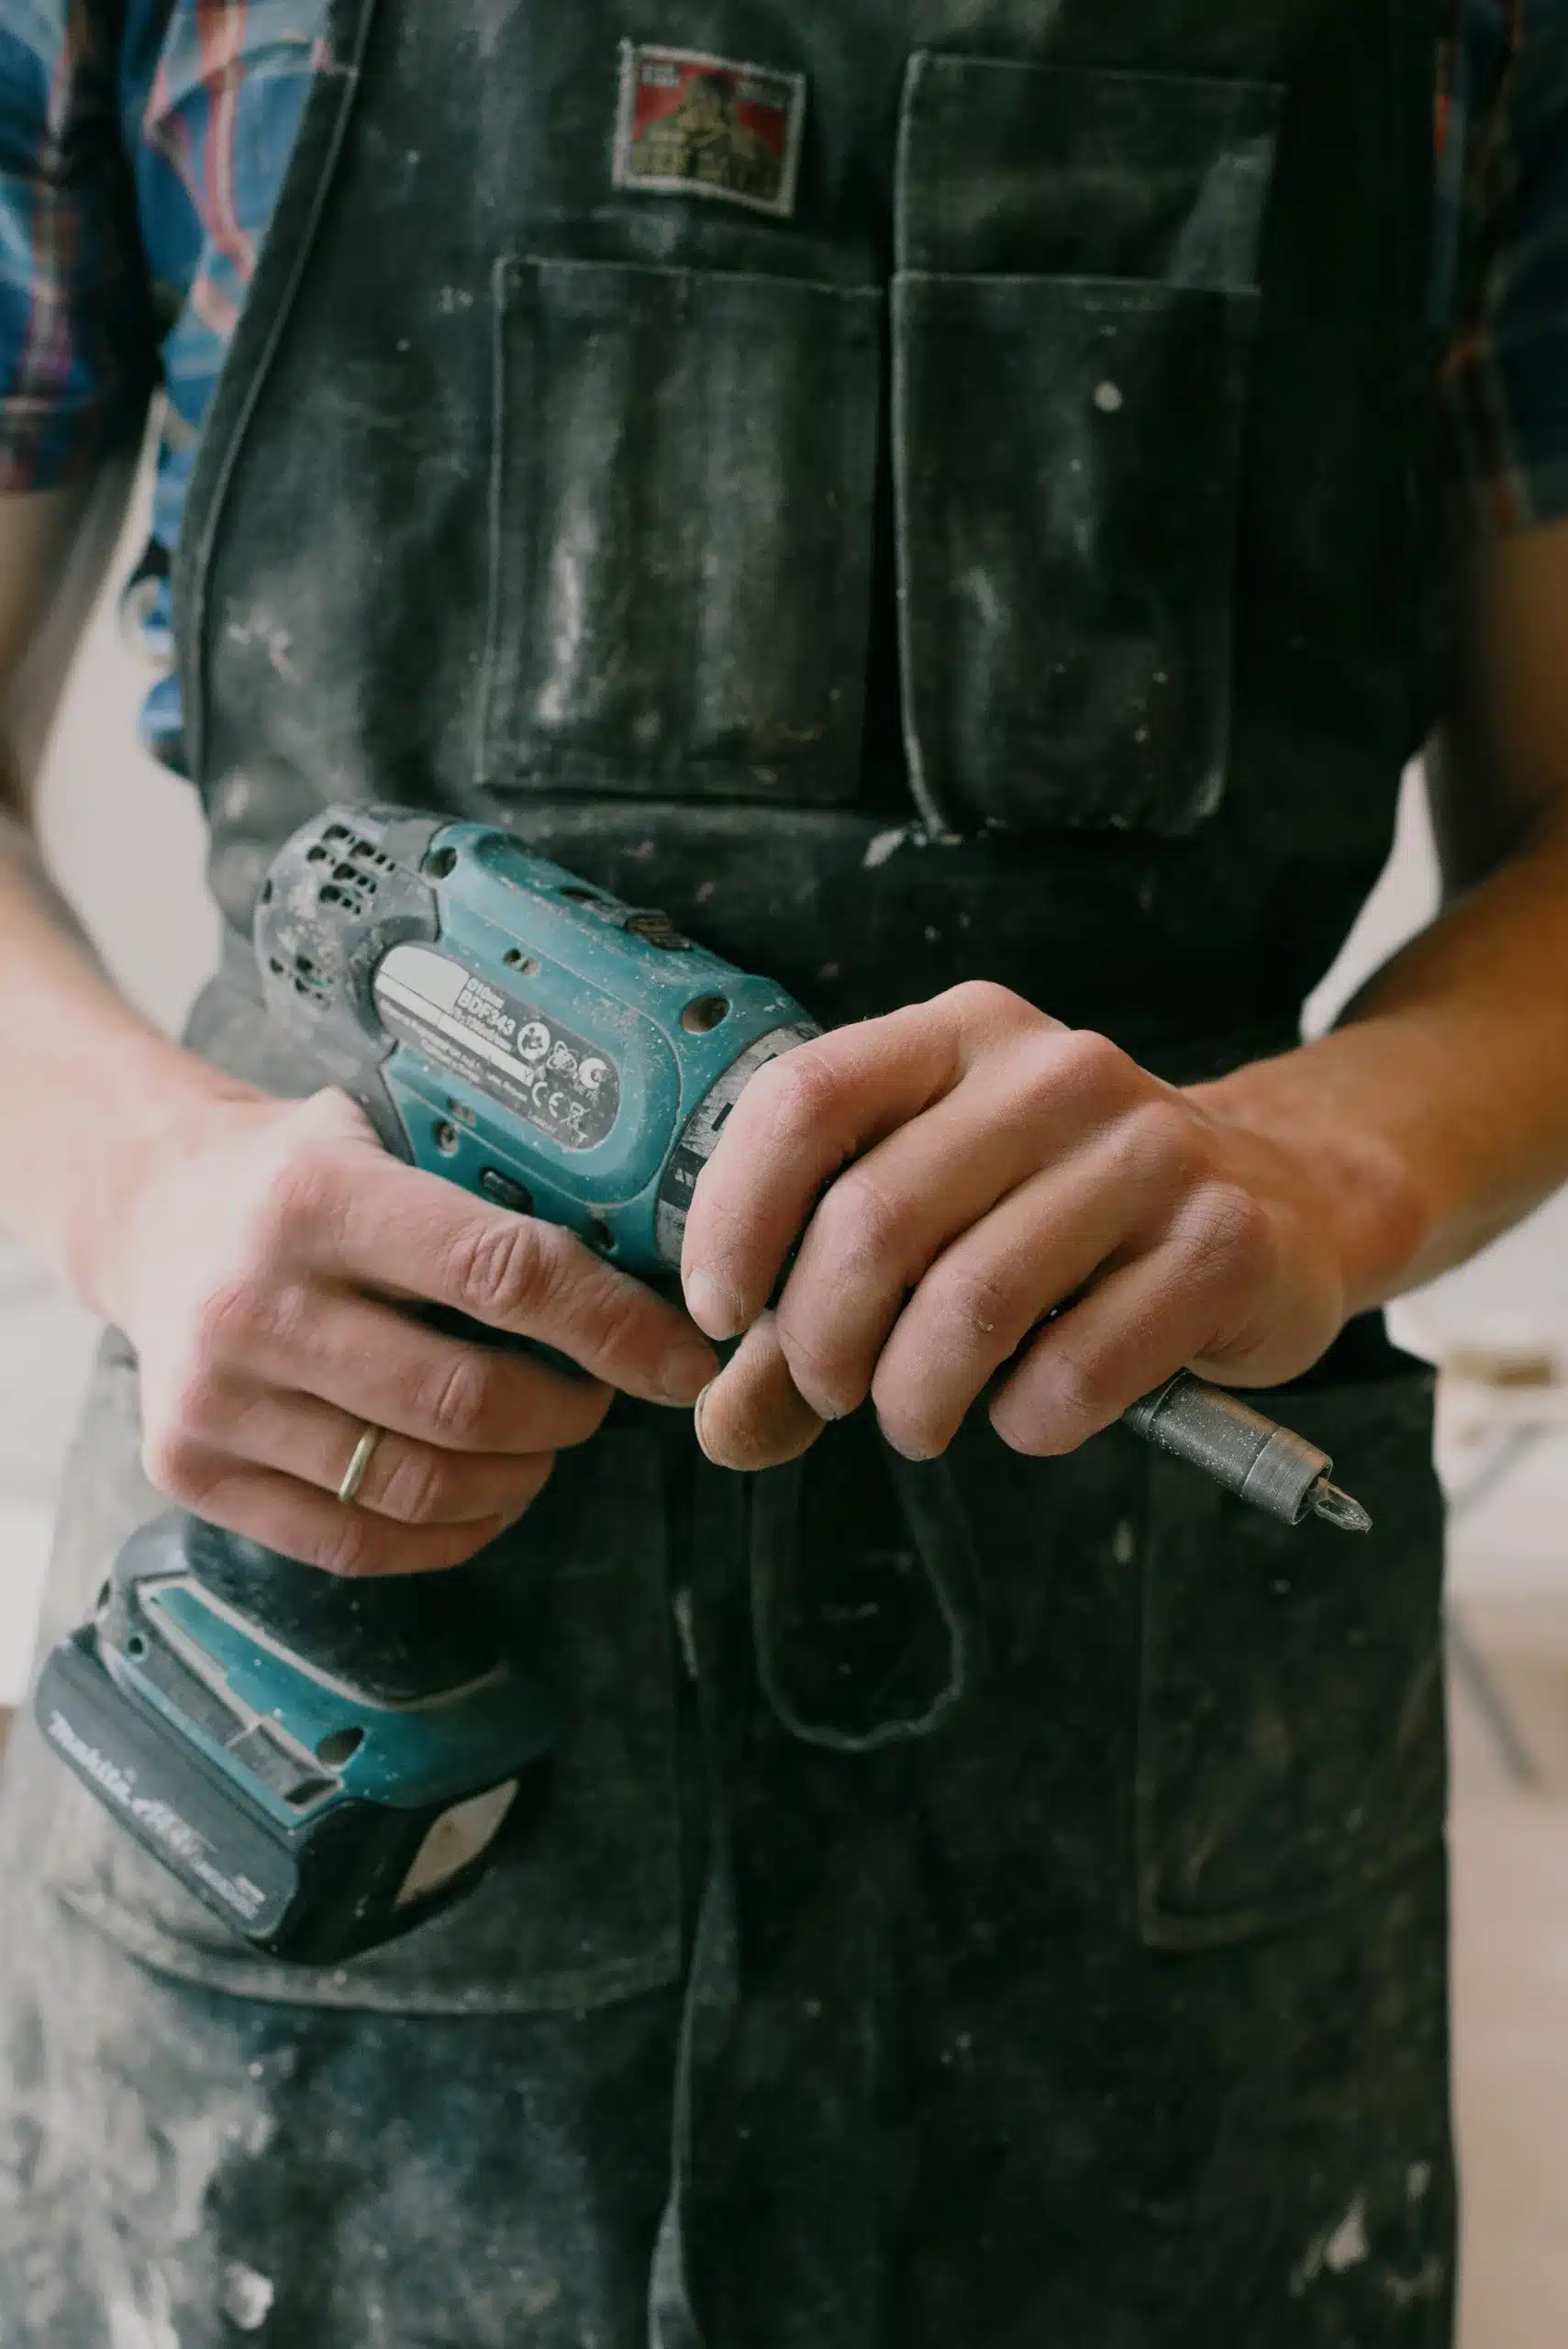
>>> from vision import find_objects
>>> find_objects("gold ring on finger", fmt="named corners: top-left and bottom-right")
top-left (337, 1422), bottom-right (384, 1508)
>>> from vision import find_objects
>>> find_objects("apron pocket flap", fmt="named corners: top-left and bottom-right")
top-left (897, 52), bottom-right (1283, 286)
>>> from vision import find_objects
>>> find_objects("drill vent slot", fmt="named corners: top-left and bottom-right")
top-left (271, 945), bottom-right (328, 1003)
top-left (317, 823), bottom-right (393, 885)
top-left (318, 864), bottom-right (378, 917)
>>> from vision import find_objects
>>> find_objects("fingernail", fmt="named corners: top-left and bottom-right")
top-left (660, 1340), bottom-right (720, 1408)
top-left (684, 1268), bottom-right (747, 1341)
top-left (877, 1413), bottom-right (940, 1464)
top-left (693, 1380), bottom-right (719, 1464)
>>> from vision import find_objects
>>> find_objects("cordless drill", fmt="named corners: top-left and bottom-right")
top-left (33, 806), bottom-right (1369, 1965)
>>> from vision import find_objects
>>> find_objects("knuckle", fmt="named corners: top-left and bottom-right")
top-left (193, 1275), bottom-right (305, 1363)
top-left (140, 1424), bottom-right (208, 1506)
top-left (1181, 1182), bottom-right (1273, 1286)
top-left (755, 1042), bottom-right (845, 1137)
top-left (1026, 1346), bottom-right (1118, 1452)
top-left (417, 1352), bottom-right (497, 1448)
top-left (576, 1281), bottom-right (660, 1373)
top-left (193, 1275), bottom-right (271, 1357)
top-left (300, 1087), bottom-right (376, 1147)
top-left (924, 1257), bottom-right (1017, 1347)
top-left (1119, 1097), bottom-right (1205, 1190)
top-left (374, 1442), bottom-right (454, 1527)
top-left (1006, 1030), bottom-right (1126, 1127)
top-left (812, 1165), bottom-right (907, 1269)
top-left (1007, 1041), bottom-right (1073, 1120)
top-left (443, 1212), bottom-right (554, 1325)
top-left (315, 1515), bottom-right (382, 1580)
top-left (1054, 1027), bottom-right (1130, 1102)
top-left (943, 978), bottom-right (1026, 1029)
top-left (166, 1362), bottom-right (228, 1442)
top-left (255, 1149), bottom-right (346, 1261)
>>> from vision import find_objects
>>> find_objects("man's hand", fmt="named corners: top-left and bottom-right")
top-left (97, 1087), bottom-right (717, 1576)
top-left (682, 982), bottom-right (1382, 1473)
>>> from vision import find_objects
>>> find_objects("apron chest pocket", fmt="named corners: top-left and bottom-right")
top-left (893, 54), bottom-right (1283, 838)
top-left (482, 255), bottom-right (882, 806)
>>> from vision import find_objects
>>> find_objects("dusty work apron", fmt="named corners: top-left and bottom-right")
top-left (0, 2), bottom-right (1456, 2343)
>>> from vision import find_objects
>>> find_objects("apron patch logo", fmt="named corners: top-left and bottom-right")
top-left (614, 43), bottom-right (806, 217)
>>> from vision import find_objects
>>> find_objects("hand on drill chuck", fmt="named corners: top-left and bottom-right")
top-left (680, 981), bottom-right (1417, 1473)
top-left (95, 1086), bottom-right (717, 1575)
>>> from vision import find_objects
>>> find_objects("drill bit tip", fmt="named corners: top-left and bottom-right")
top-left (1311, 1479), bottom-right (1373, 1534)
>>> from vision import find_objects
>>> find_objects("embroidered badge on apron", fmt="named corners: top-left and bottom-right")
top-left (613, 43), bottom-right (806, 217)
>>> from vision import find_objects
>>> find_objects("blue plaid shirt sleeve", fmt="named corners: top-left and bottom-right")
top-left (0, 0), bottom-right (153, 494)
top-left (1439, 0), bottom-right (1568, 529)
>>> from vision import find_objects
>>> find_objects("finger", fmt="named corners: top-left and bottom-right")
top-left (866, 1157), bottom-right (1144, 1460)
top-left (154, 1448), bottom-right (519, 1579)
top-left (200, 1381), bottom-right (559, 1527)
top-left (681, 1002), bottom-right (978, 1341)
top-left (693, 1313), bottom-right (827, 1473)
top-left (771, 1070), bottom-right (1078, 1422)
top-left (217, 1293), bottom-right (616, 1456)
top-left (276, 1152), bottom-right (717, 1404)
top-left (988, 1241), bottom-right (1242, 1459)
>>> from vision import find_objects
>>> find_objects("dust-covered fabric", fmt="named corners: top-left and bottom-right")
top-left (0, 1318), bottom-right (1458, 2346)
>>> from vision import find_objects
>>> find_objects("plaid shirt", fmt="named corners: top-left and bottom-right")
top-left (1437, 0), bottom-right (1568, 528)
top-left (0, 1), bottom-right (1565, 752)
top-left (0, 0), bottom-right (323, 757)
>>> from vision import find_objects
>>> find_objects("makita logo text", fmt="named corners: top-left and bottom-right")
top-left (47, 1709), bottom-right (137, 1807)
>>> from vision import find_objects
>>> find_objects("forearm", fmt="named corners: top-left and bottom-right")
top-left (0, 804), bottom-right (251, 1311)
top-left (1190, 805), bottom-right (1568, 1314)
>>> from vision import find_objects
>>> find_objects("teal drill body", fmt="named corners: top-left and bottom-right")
top-left (257, 806), bottom-right (818, 1279)
top-left (33, 805), bottom-right (817, 1965)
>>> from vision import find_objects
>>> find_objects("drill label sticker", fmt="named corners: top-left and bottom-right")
top-left (613, 43), bottom-right (806, 217)
top-left (373, 945), bottom-right (621, 1153)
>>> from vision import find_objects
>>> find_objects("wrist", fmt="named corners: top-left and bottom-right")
top-left (1185, 1043), bottom-right (1438, 1319)
top-left (50, 1034), bottom-right (262, 1323)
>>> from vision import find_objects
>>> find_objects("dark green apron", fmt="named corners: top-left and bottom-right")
top-left (0, 2), bottom-right (1455, 2341)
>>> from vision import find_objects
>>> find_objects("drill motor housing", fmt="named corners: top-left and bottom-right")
top-left (257, 806), bottom-right (817, 1270)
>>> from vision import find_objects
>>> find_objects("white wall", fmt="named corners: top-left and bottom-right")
top-left (0, 540), bottom-right (218, 1694)
top-left (39, 555), bottom-right (218, 1038)
top-left (1308, 770), bottom-right (1568, 1364)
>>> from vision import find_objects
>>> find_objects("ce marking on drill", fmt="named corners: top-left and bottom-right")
top-left (373, 944), bottom-right (620, 1152)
